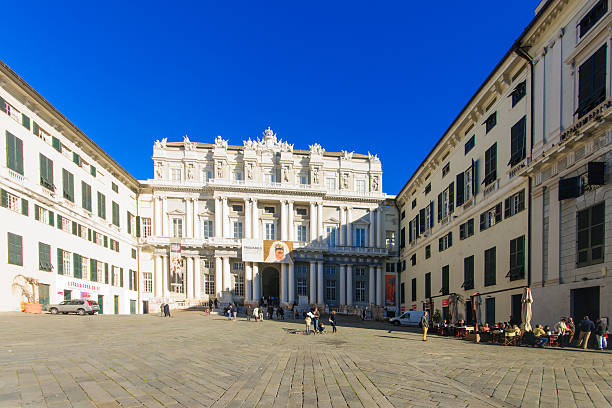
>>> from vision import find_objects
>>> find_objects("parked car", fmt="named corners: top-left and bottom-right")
top-left (49, 299), bottom-right (98, 315)
top-left (389, 310), bottom-right (426, 326)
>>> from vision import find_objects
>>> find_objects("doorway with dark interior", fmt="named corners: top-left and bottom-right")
top-left (572, 286), bottom-right (600, 321)
top-left (261, 267), bottom-right (280, 299)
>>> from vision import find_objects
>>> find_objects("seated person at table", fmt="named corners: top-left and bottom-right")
top-left (458, 319), bottom-right (465, 326)
top-left (533, 325), bottom-right (548, 347)
top-left (482, 323), bottom-right (491, 332)
top-left (544, 325), bottom-right (552, 335)
top-left (512, 325), bottom-right (521, 335)
top-left (554, 318), bottom-right (568, 346)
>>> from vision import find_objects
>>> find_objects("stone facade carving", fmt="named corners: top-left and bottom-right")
top-left (312, 166), bottom-right (320, 184)
top-left (309, 143), bottom-right (324, 157)
top-left (187, 164), bottom-right (194, 180)
top-left (341, 150), bottom-right (354, 161)
top-left (342, 172), bottom-right (350, 189)
top-left (368, 152), bottom-right (380, 162)
top-left (372, 175), bottom-right (379, 191)
top-left (214, 135), bottom-right (228, 149)
top-left (154, 138), bottom-right (167, 150)
top-left (155, 161), bottom-right (165, 179)
top-left (215, 160), bottom-right (224, 178)
top-left (184, 135), bottom-right (195, 151)
top-left (282, 165), bottom-right (290, 182)
top-left (246, 163), bottom-right (254, 180)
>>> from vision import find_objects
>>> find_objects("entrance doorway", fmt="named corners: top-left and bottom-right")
top-left (98, 295), bottom-right (104, 314)
top-left (39, 284), bottom-right (49, 311)
top-left (572, 286), bottom-right (600, 320)
top-left (64, 290), bottom-right (71, 301)
top-left (142, 301), bottom-right (149, 314)
top-left (511, 294), bottom-right (522, 325)
top-left (114, 295), bottom-right (119, 314)
top-left (261, 267), bottom-right (280, 299)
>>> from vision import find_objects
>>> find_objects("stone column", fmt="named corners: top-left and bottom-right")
top-left (215, 197), bottom-right (222, 238)
top-left (339, 265), bottom-right (346, 305)
top-left (186, 257), bottom-right (194, 299)
top-left (376, 207), bottom-right (383, 248)
top-left (346, 207), bottom-right (352, 246)
top-left (281, 264), bottom-right (287, 303)
top-left (155, 255), bottom-right (163, 297)
top-left (194, 257), bottom-right (201, 299)
top-left (253, 263), bottom-right (260, 301)
top-left (288, 201), bottom-right (294, 241)
top-left (215, 256), bottom-right (223, 297)
top-left (317, 203), bottom-right (324, 243)
top-left (252, 199), bottom-right (259, 239)
top-left (309, 261), bottom-right (316, 304)
top-left (222, 198), bottom-right (230, 238)
top-left (245, 199), bottom-right (252, 239)
top-left (162, 198), bottom-right (168, 236)
top-left (281, 200), bottom-right (288, 241)
top-left (368, 266), bottom-right (375, 305)
top-left (548, 183), bottom-right (561, 285)
top-left (346, 265), bottom-right (353, 306)
top-left (317, 261), bottom-right (324, 304)
top-left (186, 199), bottom-right (193, 238)
top-left (310, 203), bottom-right (317, 241)
top-left (369, 210), bottom-right (375, 248)
top-left (223, 257), bottom-right (231, 292)
top-left (245, 262), bottom-right (252, 302)
top-left (376, 266), bottom-right (383, 306)
top-left (288, 262), bottom-right (295, 304)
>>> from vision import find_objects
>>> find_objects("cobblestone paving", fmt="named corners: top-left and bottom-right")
top-left (0, 311), bottom-right (610, 408)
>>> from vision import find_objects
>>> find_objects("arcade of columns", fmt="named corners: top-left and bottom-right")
top-left (151, 194), bottom-right (386, 306)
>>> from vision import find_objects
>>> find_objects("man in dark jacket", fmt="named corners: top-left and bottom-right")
top-left (164, 303), bottom-right (171, 317)
top-left (578, 316), bottom-right (595, 349)
top-left (595, 318), bottom-right (608, 350)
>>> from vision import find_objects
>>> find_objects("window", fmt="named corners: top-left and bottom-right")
top-left (297, 225), bottom-right (307, 242)
top-left (356, 179), bottom-right (366, 193)
top-left (400, 227), bottom-right (406, 248)
top-left (463, 255), bottom-right (474, 290)
top-left (297, 174), bottom-right (308, 185)
top-left (485, 112), bottom-right (497, 133)
top-left (234, 172), bottom-right (243, 181)
top-left (129, 270), bottom-right (137, 291)
top-left (480, 203), bottom-right (502, 230)
top-left (127, 212), bottom-right (134, 235)
top-left (437, 183), bottom-right (454, 221)
top-left (509, 116), bottom-right (527, 167)
top-left (504, 190), bottom-right (525, 218)
top-left (265, 222), bottom-right (275, 240)
top-left (62, 169), bottom-right (74, 202)
top-left (577, 202), bottom-right (605, 267)
top-left (485, 297), bottom-right (496, 324)
top-left (508, 236), bottom-right (525, 281)
top-left (73, 254), bottom-right (82, 279)
top-left (34, 205), bottom-right (53, 225)
top-left (233, 221), bottom-right (243, 238)
top-left (204, 170), bottom-right (213, 181)
top-left (425, 245), bottom-right (431, 259)
top-left (484, 143), bottom-right (497, 185)
top-left (39, 154), bottom-right (54, 191)
top-left (326, 226), bottom-right (337, 247)
top-left (202, 220), bottom-right (213, 239)
top-left (411, 253), bottom-right (416, 266)
top-left (579, 0), bottom-right (608, 38)
top-left (484, 247), bottom-right (496, 286)
top-left (441, 265), bottom-right (449, 295)
top-left (5, 131), bottom-right (23, 175)
top-left (97, 192), bottom-right (106, 219)
top-left (203, 273), bottom-right (215, 295)
top-left (142, 217), bottom-right (152, 237)
top-left (143, 272), bottom-right (153, 293)
top-left (21, 113), bottom-right (30, 129)
top-left (1, 99), bottom-right (21, 122)
top-left (411, 278), bottom-right (417, 301)
top-left (297, 278), bottom-right (308, 297)
top-left (442, 163), bottom-right (450, 177)
top-left (73, 152), bottom-right (81, 167)
top-left (325, 177), bottom-right (337, 190)
top-left (52, 136), bottom-right (61, 151)
top-left (577, 44), bottom-right (607, 118)
top-left (112, 266), bottom-right (120, 287)
top-left (96, 261), bottom-right (104, 283)
top-left (456, 163), bottom-right (474, 206)
top-left (459, 218), bottom-right (475, 240)
top-left (511, 81), bottom-right (526, 107)
top-left (80, 256), bottom-right (89, 281)
top-left (400, 282), bottom-right (405, 304)
top-left (112, 201), bottom-right (120, 227)
top-left (354, 227), bottom-right (366, 247)
top-left (355, 281), bottom-right (366, 303)
top-left (325, 279), bottom-right (336, 302)
top-left (465, 135), bottom-right (475, 154)
top-left (424, 183), bottom-right (431, 194)
top-left (425, 272), bottom-right (431, 298)
top-left (1, 190), bottom-right (26, 215)
top-left (296, 208), bottom-right (308, 216)
top-left (111, 182), bottom-right (118, 193)
top-left (264, 206), bottom-right (275, 214)
top-left (81, 182), bottom-right (92, 212)
top-left (57, 249), bottom-right (71, 276)
top-left (231, 204), bottom-right (243, 212)
top-left (172, 218), bottom-right (183, 238)
top-left (438, 232), bottom-right (452, 252)
top-left (421, 201), bottom-right (434, 231)
top-left (8, 232), bottom-right (23, 266)
top-left (131, 248), bottom-right (136, 259)
top-left (90, 165), bottom-right (96, 177)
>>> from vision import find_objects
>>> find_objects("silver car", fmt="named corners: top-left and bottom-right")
top-left (49, 299), bottom-right (98, 315)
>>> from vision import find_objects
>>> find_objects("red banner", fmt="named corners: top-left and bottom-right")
top-left (442, 298), bottom-right (449, 307)
top-left (385, 275), bottom-right (396, 306)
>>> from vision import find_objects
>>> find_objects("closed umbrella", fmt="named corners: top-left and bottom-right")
top-left (449, 294), bottom-right (459, 324)
top-left (521, 287), bottom-right (533, 332)
top-left (473, 294), bottom-right (482, 326)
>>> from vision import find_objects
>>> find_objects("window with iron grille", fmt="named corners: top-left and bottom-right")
top-left (577, 202), bottom-right (605, 267)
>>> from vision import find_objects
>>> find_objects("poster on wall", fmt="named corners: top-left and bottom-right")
top-left (385, 275), bottom-right (396, 306)
top-left (242, 239), bottom-right (264, 262)
top-left (169, 242), bottom-right (183, 288)
top-left (263, 240), bottom-right (294, 263)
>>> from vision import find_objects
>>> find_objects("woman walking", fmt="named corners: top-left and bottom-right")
top-left (330, 310), bottom-right (337, 333)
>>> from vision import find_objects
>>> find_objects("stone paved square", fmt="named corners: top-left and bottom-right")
top-left (0, 311), bottom-right (610, 408)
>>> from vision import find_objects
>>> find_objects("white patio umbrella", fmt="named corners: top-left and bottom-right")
top-left (521, 287), bottom-right (533, 332)
top-left (473, 294), bottom-right (482, 326)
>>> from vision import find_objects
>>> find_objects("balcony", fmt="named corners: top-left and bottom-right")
top-left (327, 245), bottom-right (388, 256)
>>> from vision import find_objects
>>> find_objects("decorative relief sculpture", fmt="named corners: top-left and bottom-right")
top-left (342, 172), bottom-right (350, 189)
top-left (246, 163), bottom-right (254, 180)
top-left (216, 160), bottom-right (224, 178)
top-left (155, 162), bottom-right (165, 179)
top-left (312, 167), bottom-right (320, 184)
top-left (187, 164), bottom-right (194, 180)
top-left (341, 150), bottom-right (354, 161)
top-left (154, 138), bottom-right (167, 149)
top-left (244, 138), bottom-right (256, 151)
top-left (368, 152), bottom-right (380, 162)
top-left (214, 135), bottom-right (228, 149)
top-left (309, 142), bottom-right (324, 156)
top-left (245, 127), bottom-right (294, 152)
top-left (372, 175), bottom-right (379, 191)
top-left (184, 135), bottom-right (195, 151)
top-left (282, 166), bottom-right (290, 182)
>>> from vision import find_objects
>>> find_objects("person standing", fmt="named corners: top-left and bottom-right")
top-left (567, 317), bottom-right (576, 345)
top-left (279, 307), bottom-right (285, 320)
top-left (595, 318), bottom-right (608, 350)
top-left (330, 310), bottom-right (337, 333)
top-left (421, 311), bottom-right (429, 341)
top-left (246, 305), bottom-right (252, 322)
top-left (253, 306), bottom-right (259, 322)
top-left (313, 307), bottom-right (320, 333)
top-left (578, 315), bottom-right (595, 349)
top-left (554, 318), bottom-right (568, 347)
top-left (160, 302), bottom-right (165, 317)
top-left (227, 304), bottom-right (233, 320)
top-left (214, 298), bottom-right (218, 309)
top-left (305, 312), bottom-right (313, 335)
top-left (164, 303), bottom-right (171, 317)
top-left (258, 307), bottom-right (264, 321)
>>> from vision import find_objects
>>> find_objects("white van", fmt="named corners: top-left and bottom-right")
top-left (389, 310), bottom-right (426, 326)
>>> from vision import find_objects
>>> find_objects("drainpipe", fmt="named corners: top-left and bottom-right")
top-left (515, 45), bottom-right (534, 287)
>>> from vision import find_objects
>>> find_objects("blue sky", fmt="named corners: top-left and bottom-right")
top-left (1, 1), bottom-right (538, 193)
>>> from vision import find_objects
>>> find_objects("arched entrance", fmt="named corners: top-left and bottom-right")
top-left (261, 267), bottom-right (280, 299)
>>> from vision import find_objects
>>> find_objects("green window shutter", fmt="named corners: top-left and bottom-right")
top-left (127, 212), bottom-right (132, 234)
top-left (78, 224), bottom-right (82, 237)
top-left (6, 131), bottom-right (24, 175)
top-left (21, 198), bottom-right (28, 216)
top-left (52, 136), bottom-right (61, 152)
top-left (38, 242), bottom-right (51, 271)
top-left (103, 236), bottom-right (108, 247)
top-left (22, 114), bottom-right (30, 130)
top-left (105, 263), bottom-right (109, 284)
top-left (504, 197), bottom-right (511, 218)
top-left (7, 232), bottom-right (23, 266)
top-left (136, 216), bottom-right (141, 237)
top-left (49, 210), bottom-right (54, 226)
top-left (57, 214), bottom-right (62, 229)
top-left (73, 253), bottom-right (81, 279)
top-left (0, 96), bottom-right (6, 112)
top-left (34, 204), bottom-right (40, 220)
top-left (88, 228), bottom-right (92, 241)
top-left (90, 259), bottom-right (97, 281)
top-left (57, 248), bottom-right (63, 274)
top-left (111, 267), bottom-right (115, 285)
top-left (72, 221), bottom-right (77, 235)
top-left (1, 189), bottom-right (7, 207)
top-left (73, 152), bottom-right (80, 166)
top-left (112, 202), bottom-right (119, 226)
top-left (33, 121), bottom-right (40, 137)
top-left (62, 169), bottom-right (74, 202)
top-left (120, 268), bottom-right (124, 287)
top-left (90, 165), bottom-right (96, 177)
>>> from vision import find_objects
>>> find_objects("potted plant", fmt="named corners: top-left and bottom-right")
top-left (432, 309), bottom-right (442, 324)
top-left (12, 275), bottom-right (42, 314)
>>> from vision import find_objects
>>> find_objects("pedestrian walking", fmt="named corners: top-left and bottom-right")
top-left (160, 302), bottom-right (165, 317)
top-left (214, 298), bottom-right (218, 309)
top-left (330, 310), bottom-right (337, 333)
top-left (421, 311), bottom-right (429, 341)
top-left (253, 306), bottom-right (259, 322)
top-left (305, 312), bottom-right (313, 335)
top-left (227, 304), bottom-right (233, 320)
top-left (164, 303), bottom-right (171, 317)
top-left (279, 307), bottom-right (285, 320)
top-left (246, 305), bottom-right (252, 321)
top-left (313, 307), bottom-right (320, 333)
top-left (258, 307), bottom-right (264, 321)
top-left (578, 315), bottom-right (595, 349)
top-left (596, 318), bottom-right (608, 350)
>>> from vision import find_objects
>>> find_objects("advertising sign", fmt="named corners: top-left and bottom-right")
top-left (442, 298), bottom-right (449, 307)
top-left (242, 239), bottom-right (264, 262)
top-left (385, 275), bottom-right (396, 306)
top-left (169, 243), bottom-right (183, 288)
top-left (263, 240), bottom-right (293, 264)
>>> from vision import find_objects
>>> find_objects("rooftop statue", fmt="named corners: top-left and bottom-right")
top-left (214, 135), bottom-right (228, 149)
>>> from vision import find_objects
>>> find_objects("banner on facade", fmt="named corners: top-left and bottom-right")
top-left (263, 240), bottom-right (293, 264)
top-left (169, 242), bottom-right (183, 287)
top-left (242, 239), bottom-right (264, 262)
top-left (442, 298), bottom-right (449, 307)
top-left (385, 275), bottom-right (396, 306)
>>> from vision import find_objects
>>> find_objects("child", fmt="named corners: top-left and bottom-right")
top-left (305, 312), bottom-right (312, 335)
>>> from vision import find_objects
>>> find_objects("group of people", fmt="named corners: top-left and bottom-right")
top-left (304, 307), bottom-right (337, 335)
top-left (159, 303), bottom-right (171, 317)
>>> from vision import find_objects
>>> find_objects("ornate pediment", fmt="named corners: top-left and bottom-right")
top-left (244, 127), bottom-right (293, 153)
top-left (167, 209), bottom-right (185, 216)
